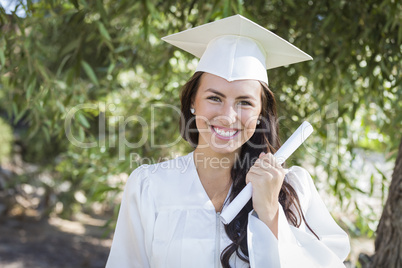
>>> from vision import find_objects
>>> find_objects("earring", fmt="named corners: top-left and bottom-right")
top-left (190, 108), bottom-right (195, 114)
top-left (257, 115), bottom-right (262, 125)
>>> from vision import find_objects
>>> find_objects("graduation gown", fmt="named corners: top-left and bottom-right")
top-left (106, 152), bottom-right (350, 267)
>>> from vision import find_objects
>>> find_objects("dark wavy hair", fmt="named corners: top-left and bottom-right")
top-left (180, 71), bottom-right (318, 267)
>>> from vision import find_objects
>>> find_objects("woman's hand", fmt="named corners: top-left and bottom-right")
top-left (245, 152), bottom-right (286, 237)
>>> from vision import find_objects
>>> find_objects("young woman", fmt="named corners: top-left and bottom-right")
top-left (106, 15), bottom-right (350, 268)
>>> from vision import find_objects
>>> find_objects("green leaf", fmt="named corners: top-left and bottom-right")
top-left (42, 126), bottom-right (51, 143)
top-left (56, 54), bottom-right (72, 77)
top-left (107, 62), bottom-right (115, 75)
top-left (223, 0), bottom-right (230, 17)
top-left (98, 22), bottom-right (111, 42)
top-left (145, 0), bottom-right (156, 16)
top-left (77, 113), bottom-right (90, 128)
top-left (78, 126), bottom-right (85, 141)
top-left (60, 39), bottom-right (80, 57)
top-left (237, 0), bottom-right (244, 14)
top-left (0, 48), bottom-right (5, 66)
top-left (398, 22), bottom-right (402, 45)
top-left (12, 102), bottom-right (18, 118)
top-left (69, 0), bottom-right (79, 9)
top-left (36, 64), bottom-right (50, 81)
top-left (56, 100), bottom-right (65, 113)
top-left (14, 108), bottom-right (27, 124)
top-left (81, 60), bottom-right (99, 86)
top-left (26, 78), bottom-right (36, 100)
top-left (284, 0), bottom-right (296, 8)
top-left (369, 174), bottom-right (374, 196)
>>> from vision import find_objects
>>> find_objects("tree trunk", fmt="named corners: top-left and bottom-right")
top-left (370, 137), bottom-right (402, 268)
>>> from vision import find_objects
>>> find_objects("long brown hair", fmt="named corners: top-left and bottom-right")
top-left (180, 72), bottom-right (318, 267)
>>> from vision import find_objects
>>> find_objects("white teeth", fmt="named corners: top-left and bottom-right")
top-left (213, 127), bottom-right (237, 137)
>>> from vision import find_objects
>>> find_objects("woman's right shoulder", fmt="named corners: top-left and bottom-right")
top-left (123, 164), bottom-right (152, 196)
top-left (128, 164), bottom-right (150, 181)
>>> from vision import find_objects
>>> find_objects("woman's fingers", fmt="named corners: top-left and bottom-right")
top-left (246, 152), bottom-right (285, 184)
top-left (245, 166), bottom-right (266, 184)
top-left (247, 152), bottom-right (285, 184)
top-left (254, 152), bottom-right (282, 170)
top-left (260, 152), bottom-right (282, 168)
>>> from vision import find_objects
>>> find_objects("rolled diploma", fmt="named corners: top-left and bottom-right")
top-left (220, 121), bottom-right (314, 224)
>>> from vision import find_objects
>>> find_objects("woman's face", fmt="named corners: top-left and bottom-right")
top-left (192, 73), bottom-right (262, 155)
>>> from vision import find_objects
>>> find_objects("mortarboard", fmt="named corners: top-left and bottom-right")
top-left (162, 14), bottom-right (312, 84)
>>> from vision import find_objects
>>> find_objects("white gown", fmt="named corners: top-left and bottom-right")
top-left (106, 152), bottom-right (350, 268)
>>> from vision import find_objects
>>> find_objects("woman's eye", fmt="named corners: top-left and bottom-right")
top-left (207, 96), bottom-right (221, 102)
top-left (239, 100), bottom-right (252, 106)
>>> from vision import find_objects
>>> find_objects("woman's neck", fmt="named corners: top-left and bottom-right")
top-left (193, 147), bottom-right (239, 176)
top-left (193, 147), bottom-right (239, 212)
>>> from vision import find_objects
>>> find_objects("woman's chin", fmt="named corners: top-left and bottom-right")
top-left (208, 144), bottom-right (242, 155)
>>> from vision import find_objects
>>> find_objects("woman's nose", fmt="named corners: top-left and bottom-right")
top-left (218, 103), bottom-right (238, 125)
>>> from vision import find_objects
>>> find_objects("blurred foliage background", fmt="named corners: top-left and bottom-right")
top-left (0, 0), bottom-right (401, 263)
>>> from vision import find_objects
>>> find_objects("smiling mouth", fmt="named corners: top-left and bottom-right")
top-left (211, 125), bottom-right (240, 139)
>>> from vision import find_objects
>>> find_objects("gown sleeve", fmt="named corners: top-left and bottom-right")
top-left (247, 166), bottom-right (350, 268)
top-left (106, 165), bottom-right (153, 268)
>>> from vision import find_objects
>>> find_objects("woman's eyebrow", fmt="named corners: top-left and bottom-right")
top-left (206, 88), bottom-right (226, 97)
top-left (205, 88), bottom-right (257, 100)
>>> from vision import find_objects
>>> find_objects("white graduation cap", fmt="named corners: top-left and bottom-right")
top-left (162, 14), bottom-right (312, 84)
